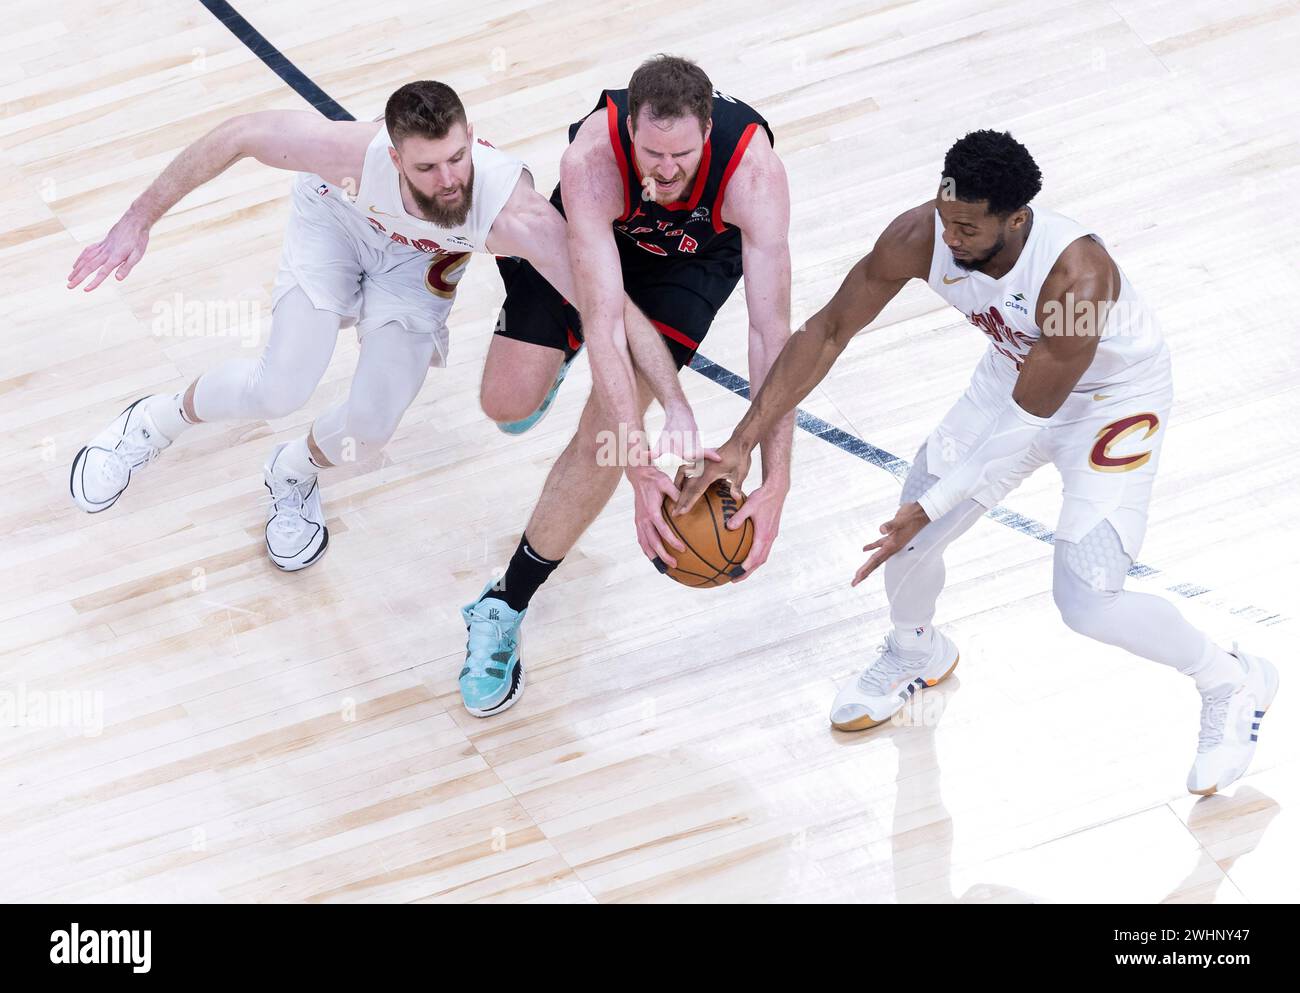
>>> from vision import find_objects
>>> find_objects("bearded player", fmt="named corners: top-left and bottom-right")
top-left (680, 130), bottom-right (1278, 795)
top-left (459, 56), bottom-right (795, 717)
top-left (67, 81), bottom-right (618, 570)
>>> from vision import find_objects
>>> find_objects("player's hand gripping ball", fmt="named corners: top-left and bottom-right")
top-left (659, 471), bottom-right (754, 587)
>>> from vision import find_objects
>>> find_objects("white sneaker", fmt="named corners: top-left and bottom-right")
top-left (830, 630), bottom-right (961, 731)
top-left (70, 397), bottom-right (172, 513)
top-left (262, 444), bottom-right (329, 571)
top-left (1187, 645), bottom-right (1279, 795)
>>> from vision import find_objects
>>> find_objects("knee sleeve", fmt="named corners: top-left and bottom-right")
top-left (1052, 521), bottom-right (1129, 637)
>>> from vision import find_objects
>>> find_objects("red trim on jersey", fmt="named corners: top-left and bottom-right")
top-left (712, 123), bottom-right (760, 233)
top-left (650, 319), bottom-right (699, 350)
top-left (605, 96), bottom-right (633, 221)
top-left (566, 327), bottom-right (582, 353)
top-left (629, 135), bottom-right (713, 212)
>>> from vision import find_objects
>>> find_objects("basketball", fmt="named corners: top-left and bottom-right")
top-left (660, 473), bottom-right (754, 588)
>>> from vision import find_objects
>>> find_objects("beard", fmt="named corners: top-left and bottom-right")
top-left (953, 234), bottom-right (1005, 272)
top-left (404, 167), bottom-right (474, 227)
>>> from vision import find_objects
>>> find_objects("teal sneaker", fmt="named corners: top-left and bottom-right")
top-left (495, 345), bottom-right (583, 435)
top-left (459, 583), bottom-right (526, 717)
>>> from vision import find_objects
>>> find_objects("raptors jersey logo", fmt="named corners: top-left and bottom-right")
top-left (1089, 412), bottom-right (1160, 472)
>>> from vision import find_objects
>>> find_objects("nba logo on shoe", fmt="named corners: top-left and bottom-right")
top-left (915, 626), bottom-right (925, 637)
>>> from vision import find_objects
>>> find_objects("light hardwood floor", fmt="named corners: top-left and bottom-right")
top-left (1, 0), bottom-right (1297, 902)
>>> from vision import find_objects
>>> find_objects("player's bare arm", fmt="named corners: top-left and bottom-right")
top-left (853, 233), bottom-right (1120, 585)
top-left (560, 117), bottom-right (688, 455)
top-left (676, 201), bottom-right (933, 517)
top-left (560, 118), bottom-right (698, 567)
top-left (67, 111), bottom-right (378, 291)
top-left (485, 170), bottom-right (582, 297)
top-left (697, 131), bottom-right (795, 578)
top-left (1015, 234), bottom-right (1118, 415)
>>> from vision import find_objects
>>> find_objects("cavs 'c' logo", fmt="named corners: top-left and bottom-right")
top-left (424, 252), bottom-right (471, 300)
top-left (1089, 413), bottom-right (1160, 473)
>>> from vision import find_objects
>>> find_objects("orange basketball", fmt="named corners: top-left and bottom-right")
top-left (660, 474), bottom-right (754, 588)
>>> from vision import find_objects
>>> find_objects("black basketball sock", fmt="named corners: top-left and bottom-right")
top-left (483, 534), bottom-right (563, 613)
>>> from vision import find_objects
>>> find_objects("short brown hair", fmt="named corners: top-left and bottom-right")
top-left (385, 81), bottom-right (467, 143)
top-left (628, 55), bottom-right (712, 132)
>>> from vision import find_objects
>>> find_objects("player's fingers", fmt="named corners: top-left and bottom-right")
top-left (116, 247), bottom-right (143, 280)
top-left (67, 245), bottom-right (106, 286)
top-left (83, 261), bottom-right (118, 292)
top-left (851, 552), bottom-right (884, 587)
top-left (636, 524), bottom-right (658, 563)
top-left (656, 476), bottom-right (683, 504)
top-left (652, 511), bottom-right (686, 553)
top-left (675, 475), bottom-right (717, 516)
top-left (737, 539), bottom-right (770, 580)
top-left (647, 526), bottom-right (677, 569)
top-left (726, 501), bottom-right (754, 529)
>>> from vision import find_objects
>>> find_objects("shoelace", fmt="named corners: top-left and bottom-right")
top-left (1196, 643), bottom-right (1250, 752)
top-left (463, 604), bottom-right (513, 679)
top-left (1196, 687), bottom-right (1234, 752)
top-left (858, 641), bottom-right (916, 695)
top-left (267, 476), bottom-right (310, 539)
top-left (99, 431), bottom-right (161, 491)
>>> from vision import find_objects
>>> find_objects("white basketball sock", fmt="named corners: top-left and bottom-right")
top-left (143, 392), bottom-right (191, 443)
top-left (1187, 641), bottom-right (1248, 692)
top-left (272, 435), bottom-right (323, 481)
top-left (891, 622), bottom-right (936, 658)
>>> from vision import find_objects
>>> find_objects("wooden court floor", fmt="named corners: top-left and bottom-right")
top-left (1, 0), bottom-right (1297, 901)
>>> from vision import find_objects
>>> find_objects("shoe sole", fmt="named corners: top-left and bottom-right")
top-left (831, 652), bottom-right (961, 732)
top-left (269, 526), bottom-right (330, 572)
top-left (464, 663), bottom-right (526, 719)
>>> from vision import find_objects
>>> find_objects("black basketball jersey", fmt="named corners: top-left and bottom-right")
top-left (555, 87), bottom-right (774, 261)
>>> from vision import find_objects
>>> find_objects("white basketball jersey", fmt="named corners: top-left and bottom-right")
top-left (311, 126), bottom-right (524, 256)
top-left (925, 207), bottom-right (1166, 391)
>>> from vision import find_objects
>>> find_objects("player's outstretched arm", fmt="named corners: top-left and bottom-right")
top-left (699, 133), bottom-right (794, 579)
top-left (558, 138), bottom-right (656, 463)
top-left (675, 203), bottom-right (931, 516)
top-left (68, 111), bottom-right (372, 291)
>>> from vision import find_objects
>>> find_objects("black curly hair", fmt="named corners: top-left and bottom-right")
top-left (941, 130), bottom-right (1042, 216)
